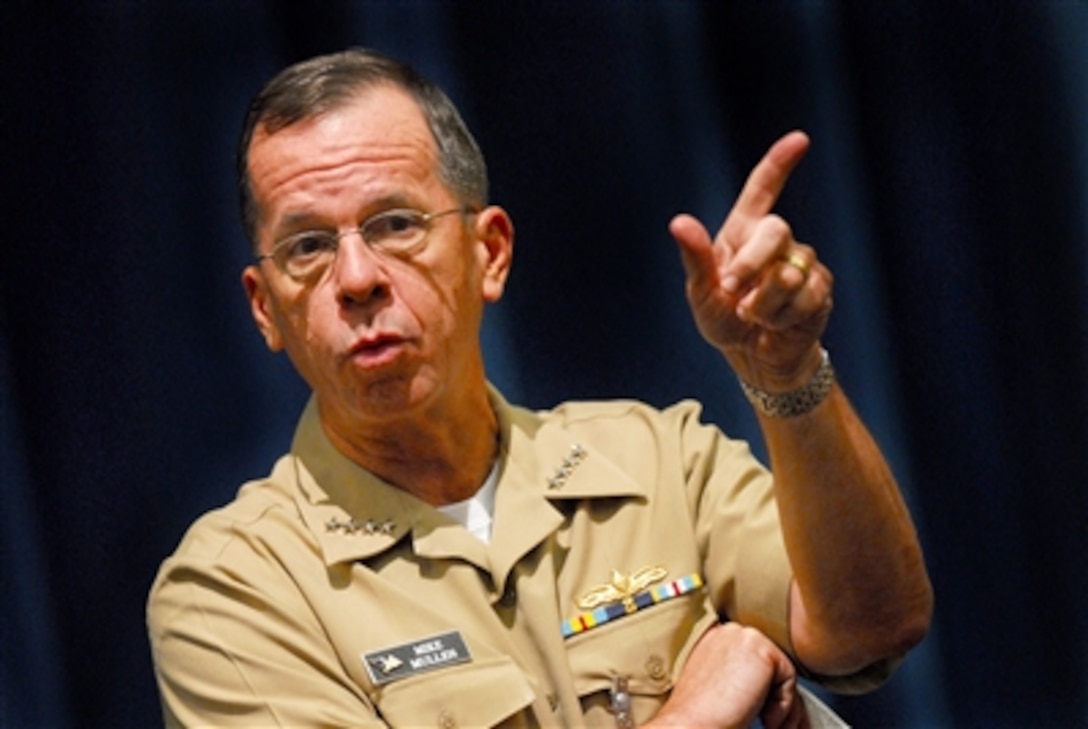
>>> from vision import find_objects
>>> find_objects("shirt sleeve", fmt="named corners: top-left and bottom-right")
top-left (674, 400), bottom-right (902, 695)
top-left (670, 400), bottom-right (795, 651)
top-left (147, 510), bottom-right (387, 727)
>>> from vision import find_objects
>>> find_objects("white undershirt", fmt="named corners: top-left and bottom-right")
top-left (436, 462), bottom-right (499, 544)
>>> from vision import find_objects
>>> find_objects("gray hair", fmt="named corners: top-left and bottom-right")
top-left (237, 48), bottom-right (489, 247)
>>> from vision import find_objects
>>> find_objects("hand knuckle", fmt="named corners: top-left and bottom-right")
top-left (763, 214), bottom-right (792, 239)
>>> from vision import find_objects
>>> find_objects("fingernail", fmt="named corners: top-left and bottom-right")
top-left (723, 275), bottom-right (740, 294)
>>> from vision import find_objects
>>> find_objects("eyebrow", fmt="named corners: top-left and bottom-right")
top-left (275, 212), bottom-right (325, 230)
top-left (271, 194), bottom-right (418, 237)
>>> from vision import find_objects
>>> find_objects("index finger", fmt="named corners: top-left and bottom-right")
top-left (721, 130), bottom-right (811, 246)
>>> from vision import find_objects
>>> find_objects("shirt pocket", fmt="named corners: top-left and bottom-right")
top-left (565, 590), bottom-right (717, 721)
top-left (375, 654), bottom-right (535, 728)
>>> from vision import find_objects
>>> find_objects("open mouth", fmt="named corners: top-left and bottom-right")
top-left (349, 334), bottom-right (407, 368)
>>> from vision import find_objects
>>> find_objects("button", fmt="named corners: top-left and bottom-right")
top-left (547, 692), bottom-right (559, 711)
top-left (646, 654), bottom-right (668, 681)
top-left (499, 584), bottom-right (517, 607)
top-left (438, 710), bottom-right (457, 728)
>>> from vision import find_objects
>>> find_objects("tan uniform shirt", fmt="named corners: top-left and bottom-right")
top-left (148, 389), bottom-right (798, 727)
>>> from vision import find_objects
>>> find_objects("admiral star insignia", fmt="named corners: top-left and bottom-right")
top-left (325, 516), bottom-right (396, 536)
top-left (547, 443), bottom-right (588, 489)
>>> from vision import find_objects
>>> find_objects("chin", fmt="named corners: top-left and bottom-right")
top-left (358, 373), bottom-right (438, 415)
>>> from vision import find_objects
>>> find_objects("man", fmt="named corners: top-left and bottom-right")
top-left (148, 48), bottom-right (932, 727)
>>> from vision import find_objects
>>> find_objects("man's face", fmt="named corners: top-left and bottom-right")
top-left (241, 85), bottom-right (511, 434)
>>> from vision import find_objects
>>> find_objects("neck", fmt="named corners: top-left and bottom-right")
top-left (321, 384), bottom-right (500, 506)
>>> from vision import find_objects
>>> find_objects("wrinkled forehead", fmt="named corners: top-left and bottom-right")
top-left (247, 86), bottom-right (441, 208)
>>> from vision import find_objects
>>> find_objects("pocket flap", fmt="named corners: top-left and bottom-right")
top-left (377, 654), bottom-right (534, 727)
top-left (565, 592), bottom-right (716, 696)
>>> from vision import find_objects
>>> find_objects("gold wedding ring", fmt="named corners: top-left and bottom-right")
top-left (784, 252), bottom-right (811, 276)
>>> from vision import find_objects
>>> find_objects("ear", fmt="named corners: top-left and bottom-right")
top-left (241, 265), bottom-right (285, 351)
top-left (473, 206), bottom-right (515, 303)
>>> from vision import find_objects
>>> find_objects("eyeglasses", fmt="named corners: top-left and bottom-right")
top-left (257, 205), bottom-right (475, 280)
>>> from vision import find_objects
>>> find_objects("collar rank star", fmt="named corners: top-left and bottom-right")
top-left (362, 631), bottom-right (472, 686)
top-left (547, 443), bottom-right (588, 489)
top-left (325, 516), bottom-right (395, 536)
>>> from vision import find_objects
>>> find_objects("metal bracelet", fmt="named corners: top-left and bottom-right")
top-left (738, 348), bottom-right (835, 418)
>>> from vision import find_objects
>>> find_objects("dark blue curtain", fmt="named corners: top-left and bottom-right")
top-left (3, 2), bottom-right (1086, 727)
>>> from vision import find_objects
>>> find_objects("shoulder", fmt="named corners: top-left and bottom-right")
top-left (163, 455), bottom-right (304, 564)
top-left (530, 397), bottom-right (767, 494)
top-left (147, 455), bottom-right (316, 631)
top-left (491, 386), bottom-right (723, 452)
top-left (146, 455), bottom-right (328, 674)
top-left (538, 397), bottom-right (749, 456)
top-left (541, 397), bottom-right (705, 430)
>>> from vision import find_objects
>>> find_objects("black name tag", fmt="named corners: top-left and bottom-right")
top-left (363, 630), bottom-right (472, 686)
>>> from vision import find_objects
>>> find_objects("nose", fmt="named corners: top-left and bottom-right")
top-left (329, 232), bottom-right (391, 307)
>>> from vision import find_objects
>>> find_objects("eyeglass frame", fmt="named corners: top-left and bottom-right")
top-left (255, 204), bottom-right (478, 280)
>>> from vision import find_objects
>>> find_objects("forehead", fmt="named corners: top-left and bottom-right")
top-left (247, 85), bottom-right (439, 211)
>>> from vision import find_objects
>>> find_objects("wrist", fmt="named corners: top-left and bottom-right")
top-left (738, 348), bottom-right (835, 418)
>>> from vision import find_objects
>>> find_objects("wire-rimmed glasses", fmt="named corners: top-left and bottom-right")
top-left (257, 205), bottom-right (475, 280)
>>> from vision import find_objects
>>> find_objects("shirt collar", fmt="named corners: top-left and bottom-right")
top-left (289, 386), bottom-right (648, 567)
top-left (290, 398), bottom-right (427, 565)
top-left (492, 386), bottom-right (647, 503)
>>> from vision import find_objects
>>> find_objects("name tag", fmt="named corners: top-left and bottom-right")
top-left (362, 630), bottom-right (472, 686)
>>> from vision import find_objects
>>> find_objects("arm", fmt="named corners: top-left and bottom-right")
top-left (669, 131), bottom-right (933, 677)
top-left (645, 622), bottom-right (806, 729)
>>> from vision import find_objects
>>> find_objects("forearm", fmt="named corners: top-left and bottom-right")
top-left (758, 383), bottom-right (933, 675)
